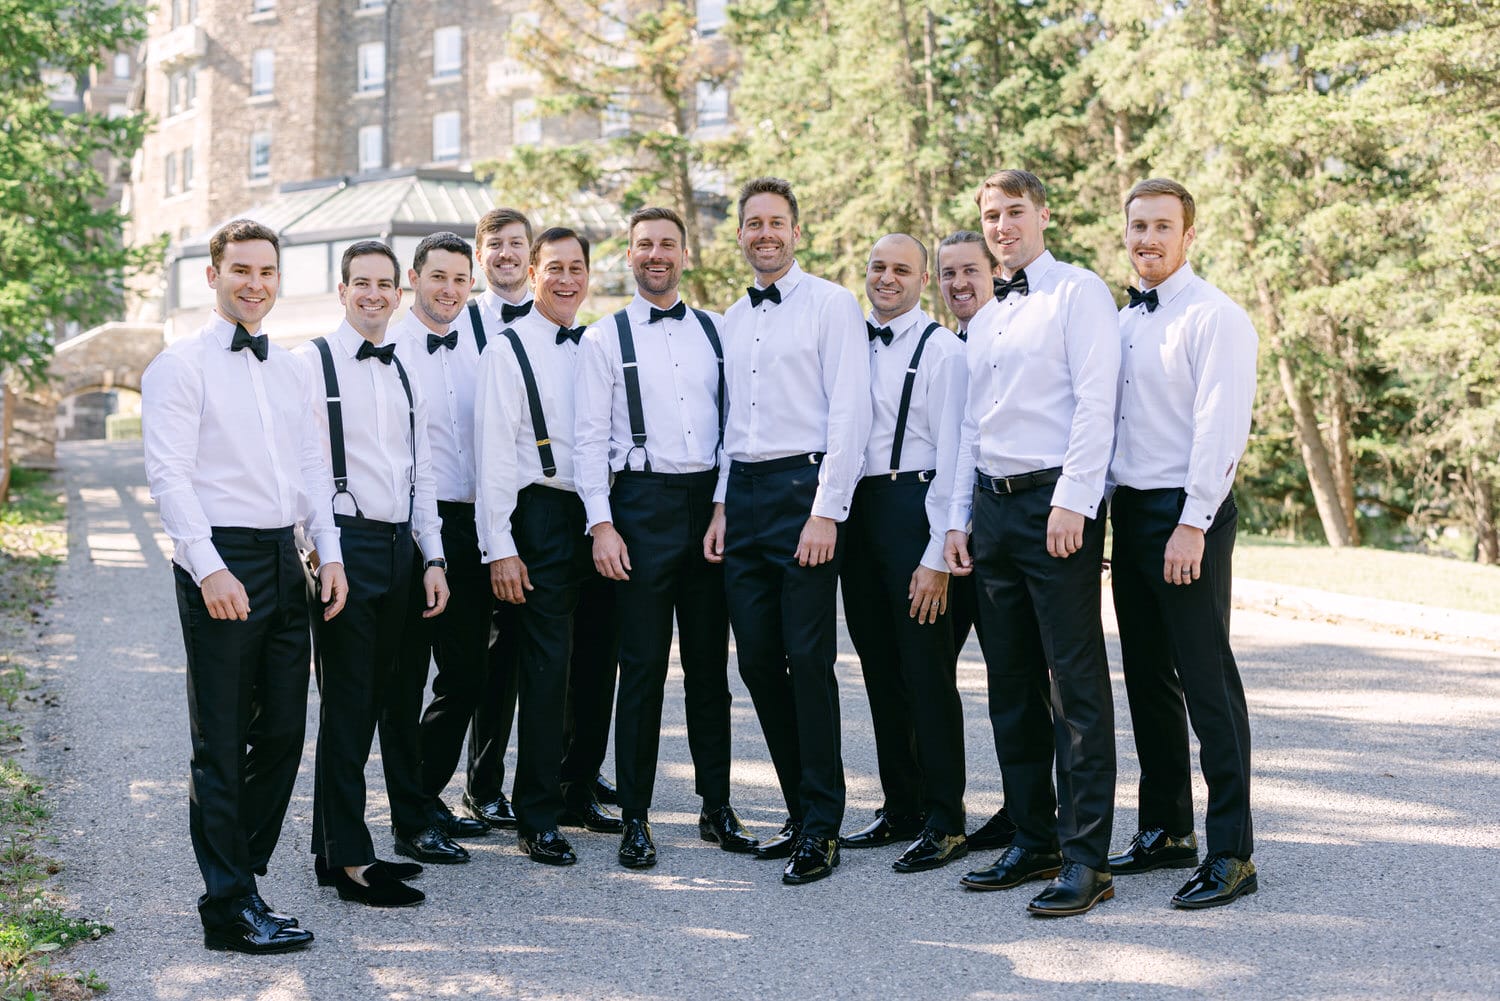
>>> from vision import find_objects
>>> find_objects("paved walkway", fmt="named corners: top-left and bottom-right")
top-left (27, 442), bottom-right (1500, 999)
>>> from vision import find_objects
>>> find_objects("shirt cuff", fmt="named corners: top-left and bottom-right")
top-left (811, 486), bottom-right (853, 523)
top-left (1050, 477), bottom-right (1101, 519)
top-left (480, 532), bottom-right (518, 563)
top-left (312, 532), bottom-right (343, 570)
top-left (946, 504), bottom-right (973, 534)
top-left (920, 538), bottom-right (948, 573)
top-left (184, 539), bottom-right (226, 586)
top-left (584, 495), bottom-right (614, 533)
top-left (1180, 495), bottom-right (1220, 530)
top-left (417, 531), bottom-right (445, 562)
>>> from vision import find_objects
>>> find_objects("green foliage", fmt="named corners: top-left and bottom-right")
top-left (0, 0), bottom-right (159, 384)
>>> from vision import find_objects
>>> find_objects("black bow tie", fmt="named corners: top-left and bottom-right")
top-left (994, 270), bottom-right (1029, 299)
top-left (229, 323), bottom-right (268, 362)
top-left (866, 322), bottom-right (893, 346)
top-left (649, 301), bottom-right (687, 324)
top-left (501, 300), bottom-right (532, 323)
top-left (556, 325), bottom-right (585, 345)
top-left (356, 340), bottom-right (396, 364)
top-left (427, 330), bottom-right (459, 354)
top-left (1127, 286), bottom-right (1160, 313)
top-left (747, 284), bottom-right (782, 307)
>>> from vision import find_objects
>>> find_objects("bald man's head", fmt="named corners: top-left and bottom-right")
top-left (866, 233), bottom-right (929, 324)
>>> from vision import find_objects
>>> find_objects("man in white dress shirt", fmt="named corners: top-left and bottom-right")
top-left (704, 177), bottom-right (872, 885)
top-left (836, 234), bottom-right (969, 875)
top-left (575, 206), bottom-right (758, 869)
top-left (945, 170), bottom-right (1122, 916)
top-left (294, 241), bottom-right (449, 908)
top-left (142, 219), bottom-right (346, 952)
top-left (474, 227), bottom-right (607, 865)
top-left (1103, 178), bottom-right (1260, 909)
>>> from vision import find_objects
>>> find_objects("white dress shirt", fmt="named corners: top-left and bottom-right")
top-left (474, 308), bottom-right (581, 562)
top-left (575, 293), bottom-right (725, 530)
top-left (865, 306), bottom-right (967, 571)
top-left (292, 321), bottom-right (443, 560)
top-left (1109, 263), bottom-right (1259, 529)
top-left (480, 288), bottom-right (534, 332)
top-left (142, 312), bottom-right (342, 584)
top-left (950, 250), bottom-right (1121, 529)
top-left (721, 261), bottom-right (872, 521)
top-left (391, 308), bottom-right (484, 504)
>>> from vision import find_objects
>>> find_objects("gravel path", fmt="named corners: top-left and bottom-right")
top-left (29, 440), bottom-right (1500, 1000)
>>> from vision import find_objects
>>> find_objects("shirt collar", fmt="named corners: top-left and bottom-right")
top-left (754, 260), bottom-right (805, 298)
top-left (1144, 261), bottom-right (1197, 307)
top-left (1019, 250), bottom-right (1057, 285)
top-left (482, 287), bottom-right (532, 319)
top-left (628, 292), bottom-right (685, 323)
top-left (867, 305), bottom-right (925, 341)
top-left (207, 311), bottom-right (244, 347)
top-left (331, 319), bottom-right (386, 357)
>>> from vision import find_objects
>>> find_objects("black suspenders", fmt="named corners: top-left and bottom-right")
top-left (311, 336), bottom-right (417, 518)
top-left (888, 321), bottom-right (942, 474)
top-left (497, 328), bottom-right (557, 478)
top-left (611, 306), bottom-right (724, 472)
top-left (466, 300), bottom-right (488, 353)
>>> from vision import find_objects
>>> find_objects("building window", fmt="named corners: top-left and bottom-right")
top-left (358, 124), bottom-right (383, 172)
top-left (601, 97), bottom-right (630, 139)
top-left (250, 131), bottom-right (271, 179)
top-left (433, 26), bottom-right (462, 79)
top-left (252, 0), bottom-right (275, 11)
top-left (251, 48), bottom-right (274, 96)
top-left (357, 42), bottom-right (385, 93)
top-left (182, 146), bottom-right (195, 189)
top-left (697, 0), bottom-right (726, 35)
top-left (164, 153), bottom-right (178, 197)
top-left (696, 81), bottom-right (728, 127)
top-left (112, 53), bottom-right (132, 80)
top-left (167, 69), bottom-right (197, 115)
top-left (432, 111), bottom-right (461, 162)
top-left (356, 0), bottom-right (383, 9)
top-left (170, 0), bottom-right (199, 27)
top-left (107, 102), bottom-right (129, 120)
top-left (512, 98), bottom-right (540, 145)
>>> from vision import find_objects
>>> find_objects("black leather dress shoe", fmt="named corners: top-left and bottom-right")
top-left (1028, 860), bottom-right (1114, 916)
top-left (249, 893), bottom-right (297, 928)
top-left (699, 805), bottom-right (759, 853)
top-left (519, 829), bottom-right (578, 866)
top-left (315, 855), bottom-right (422, 887)
top-left (753, 818), bottom-right (801, 860)
top-left (617, 818), bottom-right (657, 869)
top-left (892, 829), bottom-right (969, 873)
top-left (202, 895), bottom-right (314, 954)
top-left (560, 796), bottom-right (624, 834)
top-left (838, 810), bottom-right (925, 849)
top-left (1172, 854), bottom-right (1257, 909)
top-left (782, 835), bottom-right (839, 885)
top-left (333, 865), bottom-right (425, 907)
top-left (462, 791), bottom-right (518, 830)
top-left (395, 825), bottom-right (471, 864)
top-left (1109, 828), bottom-right (1199, 875)
top-left (434, 800), bottom-right (491, 839)
top-left (959, 845), bottom-right (1064, 891)
top-left (967, 807), bottom-right (1019, 852)
top-left (594, 774), bottom-right (619, 805)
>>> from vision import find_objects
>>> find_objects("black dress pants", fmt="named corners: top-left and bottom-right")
top-left (841, 476), bottom-right (966, 834)
top-left (466, 602), bottom-right (519, 803)
top-left (723, 460), bottom-right (845, 839)
top-left (311, 516), bottom-right (413, 867)
top-left (381, 501), bottom-right (493, 836)
top-left (1111, 488), bottom-right (1253, 859)
top-left (971, 483), bottom-right (1115, 869)
top-left (611, 470), bottom-right (733, 820)
top-left (175, 526), bottom-right (309, 910)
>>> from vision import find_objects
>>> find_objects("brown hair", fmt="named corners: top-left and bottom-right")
top-left (340, 239), bottom-right (400, 285)
top-left (628, 205), bottom-right (687, 242)
top-left (475, 207), bottom-right (533, 247)
top-left (974, 169), bottom-right (1047, 209)
top-left (209, 219), bottom-right (279, 269)
top-left (412, 231), bottom-right (473, 275)
top-left (529, 226), bottom-right (591, 269)
top-left (1124, 177), bottom-right (1197, 230)
top-left (736, 176), bottom-right (799, 226)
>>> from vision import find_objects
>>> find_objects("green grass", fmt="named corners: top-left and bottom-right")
top-left (1237, 536), bottom-right (1500, 615)
top-left (0, 467), bottom-right (111, 999)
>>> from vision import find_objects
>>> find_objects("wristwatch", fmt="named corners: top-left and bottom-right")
top-left (424, 558), bottom-right (447, 571)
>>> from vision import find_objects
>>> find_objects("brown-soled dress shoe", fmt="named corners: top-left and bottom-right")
top-left (782, 834), bottom-right (839, 885)
top-left (519, 829), bottom-right (578, 866)
top-left (838, 809), bottom-right (925, 849)
top-left (434, 799), bottom-right (491, 839)
top-left (560, 796), bottom-right (624, 834)
top-left (202, 895), bottom-right (314, 954)
top-left (394, 825), bottom-right (471, 864)
top-left (462, 791), bottom-right (518, 830)
top-left (892, 829), bottom-right (968, 873)
top-left (617, 818), bottom-right (658, 869)
top-left (1172, 854), bottom-right (1257, 909)
top-left (333, 865), bottom-right (425, 908)
top-left (699, 805), bottom-right (759, 853)
top-left (1108, 828), bottom-right (1199, 874)
top-left (315, 854), bottom-right (422, 887)
top-left (959, 844), bottom-right (1063, 891)
top-left (753, 818), bottom-right (801, 860)
top-left (966, 807), bottom-right (1019, 852)
top-left (1027, 860), bottom-right (1114, 916)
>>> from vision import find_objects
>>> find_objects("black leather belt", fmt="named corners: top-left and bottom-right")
top-left (975, 467), bottom-right (1062, 495)
top-left (863, 469), bottom-right (936, 486)
top-left (730, 452), bottom-right (823, 476)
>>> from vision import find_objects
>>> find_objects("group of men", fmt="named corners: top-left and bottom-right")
top-left (141, 168), bottom-right (1259, 955)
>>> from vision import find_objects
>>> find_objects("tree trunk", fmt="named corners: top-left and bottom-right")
top-left (1474, 463), bottom-right (1499, 564)
top-left (1327, 373), bottom-right (1362, 545)
top-left (1276, 354), bottom-right (1356, 547)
